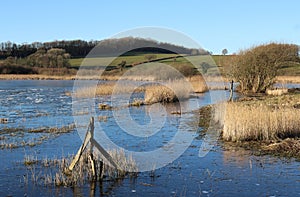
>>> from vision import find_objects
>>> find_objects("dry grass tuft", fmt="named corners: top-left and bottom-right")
top-left (144, 80), bottom-right (191, 104)
top-left (144, 77), bottom-right (208, 104)
top-left (219, 94), bottom-right (300, 141)
top-left (29, 124), bottom-right (76, 134)
top-left (98, 103), bottom-right (112, 110)
top-left (187, 75), bottom-right (208, 93)
top-left (129, 99), bottom-right (144, 107)
top-left (24, 155), bottom-right (39, 166)
top-left (266, 88), bottom-right (288, 96)
top-left (0, 118), bottom-right (8, 124)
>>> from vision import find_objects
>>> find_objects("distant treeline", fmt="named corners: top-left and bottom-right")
top-left (0, 37), bottom-right (209, 59)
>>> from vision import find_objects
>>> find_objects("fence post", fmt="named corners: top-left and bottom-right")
top-left (229, 80), bottom-right (234, 102)
top-left (88, 117), bottom-right (96, 180)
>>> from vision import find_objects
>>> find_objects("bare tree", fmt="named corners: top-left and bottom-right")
top-left (228, 43), bottom-right (299, 93)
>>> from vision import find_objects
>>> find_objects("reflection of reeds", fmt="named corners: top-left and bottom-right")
top-left (220, 96), bottom-right (300, 141)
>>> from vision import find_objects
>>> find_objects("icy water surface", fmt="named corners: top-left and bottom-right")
top-left (0, 80), bottom-right (299, 196)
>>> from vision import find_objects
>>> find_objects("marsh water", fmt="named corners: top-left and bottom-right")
top-left (0, 80), bottom-right (299, 196)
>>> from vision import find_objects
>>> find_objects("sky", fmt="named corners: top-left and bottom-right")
top-left (2, 0), bottom-right (300, 54)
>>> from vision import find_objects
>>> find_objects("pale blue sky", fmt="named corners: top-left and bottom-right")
top-left (2, 0), bottom-right (300, 54)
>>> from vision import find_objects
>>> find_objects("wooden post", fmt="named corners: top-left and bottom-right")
top-left (99, 159), bottom-right (104, 179)
top-left (88, 117), bottom-right (96, 180)
top-left (229, 80), bottom-right (234, 102)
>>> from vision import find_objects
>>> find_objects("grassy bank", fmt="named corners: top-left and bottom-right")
top-left (69, 53), bottom-right (179, 67)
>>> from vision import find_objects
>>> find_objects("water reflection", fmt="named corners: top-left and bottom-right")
top-left (72, 179), bottom-right (126, 197)
top-left (222, 143), bottom-right (252, 168)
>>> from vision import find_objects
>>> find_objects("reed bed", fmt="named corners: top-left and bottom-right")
top-left (73, 75), bottom-right (208, 102)
top-left (219, 95), bottom-right (300, 141)
top-left (144, 77), bottom-right (208, 104)
top-left (276, 75), bottom-right (300, 83)
top-left (73, 82), bottom-right (145, 97)
top-left (144, 81), bottom-right (191, 104)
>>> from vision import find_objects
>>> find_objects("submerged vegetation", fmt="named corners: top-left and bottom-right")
top-left (0, 124), bottom-right (75, 149)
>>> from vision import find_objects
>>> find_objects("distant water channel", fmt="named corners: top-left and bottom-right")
top-left (0, 80), bottom-right (299, 196)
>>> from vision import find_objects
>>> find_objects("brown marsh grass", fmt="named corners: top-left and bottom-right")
top-left (266, 88), bottom-right (288, 96)
top-left (144, 80), bottom-right (191, 104)
top-left (219, 94), bottom-right (300, 141)
top-left (73, 82), bottom-right (145, 97)
top-left (144, 77), bottom-right (208, 104)
top-left (73, 75), bottom-right (208, 102)
top-left (187, 75), bottom-right (208, 93)
top-left (0, 74), bottom-right (76, 80)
